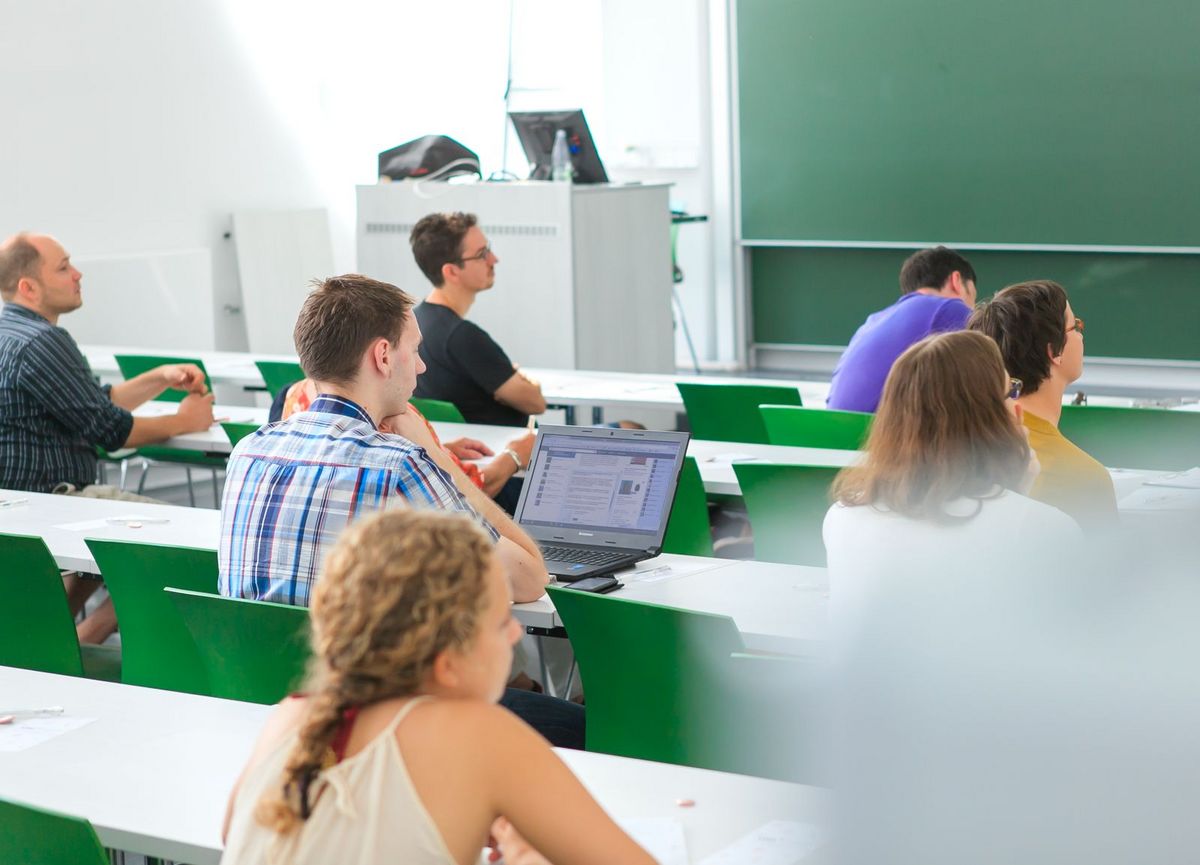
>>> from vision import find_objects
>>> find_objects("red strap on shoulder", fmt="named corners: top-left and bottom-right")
top-left (329, 705), bottom-right (361, 763)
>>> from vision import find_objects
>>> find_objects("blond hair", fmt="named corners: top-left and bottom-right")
top-left (255, 509), bottom-right (494, 833)
top-left (833, 330), bottom-right (1030, 520)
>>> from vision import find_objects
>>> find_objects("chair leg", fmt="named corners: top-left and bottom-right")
top-left (211, 468), bottom-right (221, 508)
top-left (185, 468), bottom-right (196, 508)
top-left (118, 458), bottom-right (129, 490)
top-left (137, 459), bottom-right (151, 495)
top-left (536, 636), bottom-right (555, 698)
top-left (97, 461), bottom-right (108, 485)
top-left (672, 284), bottom-right (702, 374)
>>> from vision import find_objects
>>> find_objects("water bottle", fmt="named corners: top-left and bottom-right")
top-left (550, 129), bottom-right (573, 182)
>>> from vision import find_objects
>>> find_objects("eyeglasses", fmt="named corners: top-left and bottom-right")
top-left (1067, 317), bottom-right (1084, 335)
top-left (1007, 377), bottom-right (1023, 400)
top-left (456, 245), bottom-right (492, 265)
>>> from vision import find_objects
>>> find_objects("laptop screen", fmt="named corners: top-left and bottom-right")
top-left (518, 430), bottom-right (688, 537)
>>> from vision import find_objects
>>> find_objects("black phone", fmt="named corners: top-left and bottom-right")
top-left (561, 575), bottom-right (622, 594)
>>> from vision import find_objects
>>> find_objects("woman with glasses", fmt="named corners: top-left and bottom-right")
top-left (968, 280), bottom-right (1119, 532)
top-left (221, 509), bottom-right (654, 865)
top-left (823, 330), bottom-right (1080, 626)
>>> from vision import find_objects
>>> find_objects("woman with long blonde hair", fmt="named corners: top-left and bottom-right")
top-left (221, 509), bottom-right (654, 865)
top-left (823, 330), bottom-right (1080, 621)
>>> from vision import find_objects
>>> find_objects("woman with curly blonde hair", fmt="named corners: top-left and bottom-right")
top-left (221, 509), bottom-right (654, 865)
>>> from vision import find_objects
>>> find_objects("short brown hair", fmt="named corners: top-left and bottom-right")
top-left (967, 280), bottom-right (1068, 396)
top-left (833, 330), bottom-right (1030, 521)
top-left (0, 233), bottom-right (42, 301)
top-left (409, 212), bottom-right (477, 286)
top-left (293, 274), bottom-right (414, 385)
top-left (898, 246), bottom-right (977, 295)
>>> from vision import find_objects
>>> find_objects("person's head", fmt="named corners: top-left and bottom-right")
top-left (899, 246), bottom-right (977, 305)
top-left (257, 509), bottom-right (519, 833)
top-left (292, 274), bottom-right (421, 412)
top-left (967, 280), bottom-right (1083, 396)
top-left (833, 330), bottom-right (1031, 520)
top-left (409, 212), bottom-right (498, 292)
top-left (0, 233), bottom-right (83, 321)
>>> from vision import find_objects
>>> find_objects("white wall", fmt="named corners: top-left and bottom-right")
top-left (0, 0), bottom-right (729, 365)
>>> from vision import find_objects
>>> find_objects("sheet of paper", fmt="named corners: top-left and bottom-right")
top-left (703, 453), bottom-right (757, 464)
top-left (1119, 485), bottom-right (1200, 512)
top-left (626, 559), bottom-right (730, 584)
top-left (0, 716), bottom-right (96, 752)
top-left (54, 518), bottom-right (111, 532)
top-left (697, 820), bottom-right (823, 865)
top-left (1143, 467), bottom-right (1200, 489)
top-left (617, 818), bottom-right (687, 865)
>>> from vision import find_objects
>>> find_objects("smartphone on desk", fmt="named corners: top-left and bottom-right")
top-left (560, 575), bottom-right (622, 594)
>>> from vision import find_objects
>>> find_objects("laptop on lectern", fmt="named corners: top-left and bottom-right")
top-left (513, 425), bottom-right (691, 581)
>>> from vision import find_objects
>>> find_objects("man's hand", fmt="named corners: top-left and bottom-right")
top-left (445, 438), bottom-right (494, 460)
top-left (505, 431), bottom-right (536, 469)
top-left (158, 364), bottom-right (208, 395)
top-left (176, 392), bottom-right (216, 433)
top-left (379, 409), bottom-right (439, 451)
top-left (489, 817), bottom-right (553, 865)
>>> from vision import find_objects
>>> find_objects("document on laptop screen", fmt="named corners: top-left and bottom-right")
top-left (521, 434), bottom-right (683, 534)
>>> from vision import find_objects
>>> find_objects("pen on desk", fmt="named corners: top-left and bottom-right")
top-left (527, 415), bottom-right (537, 435)
top-left (0, 706), bottom-right (64, 721)
top-left (0, 498), bottom-right (29, 509)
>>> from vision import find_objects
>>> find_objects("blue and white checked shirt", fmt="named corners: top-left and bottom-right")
top-left (218, 394), bottom-right (498, 606)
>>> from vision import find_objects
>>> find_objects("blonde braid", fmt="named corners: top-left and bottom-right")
top-left (255, 509), bottom-right (494, 834)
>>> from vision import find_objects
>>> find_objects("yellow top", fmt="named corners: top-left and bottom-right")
top-left (1023, 410), bottom-right (1119, 533)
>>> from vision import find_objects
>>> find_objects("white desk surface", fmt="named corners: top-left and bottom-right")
top-left (134, 406), bottom-right (862, 497)
top-left (0, 666), bottom-right (825, 864)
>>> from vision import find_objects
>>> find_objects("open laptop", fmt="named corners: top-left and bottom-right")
top-left (514, 425), bottom-right (691, 581)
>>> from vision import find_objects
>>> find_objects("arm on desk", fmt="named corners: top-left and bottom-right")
top-left (110, 364), bottom-right (208, 409)
top-left (495, 369), bottom-right (546, 416)
top-left (122, 393), bottom-right (215, 447)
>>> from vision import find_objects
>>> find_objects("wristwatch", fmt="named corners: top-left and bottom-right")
top-left (502, 448), bottom-right (524, 471)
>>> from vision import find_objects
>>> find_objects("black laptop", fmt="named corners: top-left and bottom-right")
top-left (514, 425), bottom-right (691, 581)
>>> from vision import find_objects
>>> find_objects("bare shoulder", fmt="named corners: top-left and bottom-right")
top-left (399, 698), bottom-right (536, 753)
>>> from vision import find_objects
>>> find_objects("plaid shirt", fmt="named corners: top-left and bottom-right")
top-left (218, 394), bottom-right (498, 606)
top-left (0, 303), bottom-right (133, 491)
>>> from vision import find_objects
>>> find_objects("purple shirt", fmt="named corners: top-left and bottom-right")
top-left (826, 293), bottom-right (971, 413)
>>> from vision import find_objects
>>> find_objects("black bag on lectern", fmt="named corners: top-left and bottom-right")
top-left (377, 135), bottom-right (480, 181)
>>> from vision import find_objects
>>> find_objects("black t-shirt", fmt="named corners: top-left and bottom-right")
top-left (413, 301), bottom-right (528, 427)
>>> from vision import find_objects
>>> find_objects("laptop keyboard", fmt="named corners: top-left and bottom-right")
top-left (539, 545), bottom-right (630, 566)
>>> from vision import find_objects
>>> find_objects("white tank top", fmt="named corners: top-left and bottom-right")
top-left (221, 697), bottom-right (458, 865)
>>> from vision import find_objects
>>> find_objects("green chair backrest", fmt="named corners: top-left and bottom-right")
top-left (733, 463), bottom-right (840, 565)
top-left (0, 797), bottom-right (109, 865)
top-left (661, 456), bottom-right (713, 556)
top-left (760, 404), bottom-right (873, 450)
top-left (85, 539), bottom-right (218, 695)
top-left (1057, 405), bottom-right (1200, 471)
top-left (0, 533), bottom-right (86, 676)
top-left (676, 382), bottom-right (803, 444)
top-left (255, 360), bottom-right (305, 398)
top-left (113, 354), bottom-right (211, 403)
top-left (547, 586), bottom-right (744, 769)
top-left (165, 588), bottom-right (311, 704)
top-left (222, 421), bottom-right (262, 447)
top-left (410, 397), bottom-right (467, 423)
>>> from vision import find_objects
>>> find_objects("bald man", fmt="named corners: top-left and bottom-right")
top-left (0, 232), bottom-right (216, 641)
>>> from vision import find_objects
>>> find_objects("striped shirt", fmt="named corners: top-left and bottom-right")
top-left (0, 303), bottom-right (133, 491)
top-left (218, 394), bottom-right (499, 606)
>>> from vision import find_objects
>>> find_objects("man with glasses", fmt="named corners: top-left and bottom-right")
top-left (968, 280), bottom-right (1117, 532)
top-left (409, 212), bottom-right (546, 432)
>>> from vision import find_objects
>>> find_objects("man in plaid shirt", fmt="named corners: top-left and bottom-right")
top-left (219, 273), bottom-right (548, 607)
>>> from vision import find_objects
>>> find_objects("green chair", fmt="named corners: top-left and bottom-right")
top-left (113, 353), bottom-right (224, 506)
top-left (547, 586), bottom-right (743, 768)
top-left (760, 404), bottom-right (873, 450)
top-left (676, 382), bottom-right (802, 444)
top-left (410, 397), bottom-right (467, 423)
top-left (85, 539), bottom-right (218, 695)
top-left (733, 463), bottom-right (840, 565)
top-left (661, 456), bottom-right (713, 556)
top-left (0, 533), bottom-right (120, 681)
top-left (1057, 404), bottom-right (1200, 471)
top-left (255, 360), bottom-right (305, 399)
top-left (0, 797), bottom-right (109, 865)
top-left (222, 421), bottom-right (262, 447)
top-left (165, 588), bottom-right (311, 704)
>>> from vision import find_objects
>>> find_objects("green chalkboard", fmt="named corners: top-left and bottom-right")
top-left (750, 248), bottom-right (1200, 362)
top-left (737, 0), bottom-right (1200, 247)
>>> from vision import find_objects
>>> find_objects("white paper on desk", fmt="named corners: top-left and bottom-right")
top-left (704, 453), bottom-right (757, 464)
top-left (697, 820), bottom-right (823, 865)
top-left (626, 558), bottom-right (729, 584)
top-left (0, 716), bottom-right (95, 752)
top-left (55, 518), bottom-right (111, 532)
top-left (1120, 485), bottom-right (1200, 512)
top-left (1143, 467), bottom-right (1200, 489)
top-left (616, 818), bottom-right (687, 865)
